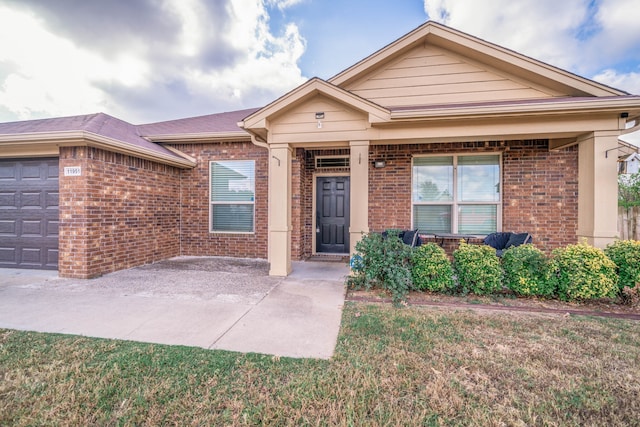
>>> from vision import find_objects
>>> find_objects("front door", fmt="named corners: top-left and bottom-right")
top-left (316, 176), bottom-right (350, 253)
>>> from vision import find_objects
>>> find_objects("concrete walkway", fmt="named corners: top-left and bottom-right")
top-left (0, 257), bottom-right (348, 359)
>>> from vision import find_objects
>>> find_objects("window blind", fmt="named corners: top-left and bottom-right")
top-left (210, 160), bottom-right (255, 232)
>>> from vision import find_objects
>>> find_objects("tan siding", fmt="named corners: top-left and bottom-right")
top-left (346, 45), bottom-right (559, 107)
top-left (270, 95), bottom-right (369, 136)
top-left (353, 70), bottom-right (504, 90)
top-left (371, 88), bottom-right (551, 106)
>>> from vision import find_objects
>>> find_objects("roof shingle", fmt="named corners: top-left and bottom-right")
top-left (137, 108), bottom-right (259, 136)
top-left (0, 112), bottom-right (190, 158)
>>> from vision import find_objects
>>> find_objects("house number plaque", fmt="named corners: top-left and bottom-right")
top-left (64, 166), bottom-right (82, 176)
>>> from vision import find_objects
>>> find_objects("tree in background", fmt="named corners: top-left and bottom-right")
top-left (619, 171), bottom-right (640, 240)
top-left (619, 171), bottom-right (640, 209)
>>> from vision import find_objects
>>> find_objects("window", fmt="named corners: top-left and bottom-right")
top-left (412, 154), bottom-right (500, 234)
top-left (210, 160), bottom-right (255, 233)
top-left (315, 155), bottom-right (350, 169)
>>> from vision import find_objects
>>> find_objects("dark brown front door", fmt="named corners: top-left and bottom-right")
top-left (0, 158), bottom-right (59, 269)
top-left (316, 176), bottom-right (350, 254)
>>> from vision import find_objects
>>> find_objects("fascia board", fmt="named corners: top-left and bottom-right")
top-left (0, 130), bottom-right (195, 168)
top-left (146, 131), bottom-right (251, 143)
top-left (390, 98), bottom-right (640, 121)
top-left (428, 26), bottom-right (625, 97)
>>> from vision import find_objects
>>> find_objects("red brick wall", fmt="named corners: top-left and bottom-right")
top-left (368, 145), bottom-right (413, 232)
top-left (502, 141), bottom-right (578, 252)
top-left (168, 142), bottom-right (268, 259)
top-left (57, 139), bottom-right (577, 277)
top-left (291, 148), bottom-right (305, 260)
top-left (58, 147), bottom-right (181, 278)
top-left (366, 140), bottom-right (578, 253)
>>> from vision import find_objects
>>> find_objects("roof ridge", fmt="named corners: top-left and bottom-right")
top-left (137, 107), bottom-right (261, 127)
top-left (84, 112), bottom-right (133, 133)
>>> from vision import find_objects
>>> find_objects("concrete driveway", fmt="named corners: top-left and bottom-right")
top-left (0, 257), bottom-right (348, 359)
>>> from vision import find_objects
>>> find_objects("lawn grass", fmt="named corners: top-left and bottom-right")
top-left (1, 303), bottom-right (639, 426)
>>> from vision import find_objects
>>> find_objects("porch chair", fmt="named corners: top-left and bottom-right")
top-left (382, 229), bottom-right (422, 247)
top-left (483, 232), bottom-right (532, 257)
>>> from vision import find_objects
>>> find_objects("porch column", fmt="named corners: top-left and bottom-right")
top-left (577, 131), bottom-right (620, 248)
top-left (268, 143), bottom-right (293, 276)
top-left (349, 140), bottom-right (370, 256)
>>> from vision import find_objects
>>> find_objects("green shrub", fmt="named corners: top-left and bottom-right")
top-left (347, 231), bottom-right (413, 305)
top-left (604, 239), bottom-right (640, 292)
top-left (453, 242), bottom-right (502, 295)
top-left (411, 243), bottom-right (454, 292)
top-left (501, 244), bottom-right (554, 297)
top-left (548, 242), bottom-right (618, 301)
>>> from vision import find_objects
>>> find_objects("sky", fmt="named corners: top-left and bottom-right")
top-left (0, 0), bottom-right (639, 142)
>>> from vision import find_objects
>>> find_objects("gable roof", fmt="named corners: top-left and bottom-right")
top-left (0, 113), bottom-right (195, 167)
top-left (240, 77), bottom-right (390, 139)
top-left (138, 108), bottom-right (258, 142)
top-left (330, 21), bottom-right (627, 98)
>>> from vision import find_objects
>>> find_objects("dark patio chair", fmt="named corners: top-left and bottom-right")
top-left (382, 229), bottom-right (422, 247)
top-left (483, 232), bottom-right (532, 257)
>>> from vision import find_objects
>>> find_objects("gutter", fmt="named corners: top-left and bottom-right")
top-left (390, 97), bottom-right (640, 121)
top-left (146, 131), bottom-right (251, 143)
top-left (0, 130), bottom-right (196, 168)
top-left (236, 121), bottom-right (269, 149)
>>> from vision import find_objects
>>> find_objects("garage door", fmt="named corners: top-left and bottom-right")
top-left (0, 158), bottom-right (59, 269)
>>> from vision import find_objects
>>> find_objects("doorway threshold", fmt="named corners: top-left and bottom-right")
top-left (308, 254), bottom-right (349, 263)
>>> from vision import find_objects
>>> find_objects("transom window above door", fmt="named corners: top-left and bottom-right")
top-left (412, 154), bottom-right (501, 234)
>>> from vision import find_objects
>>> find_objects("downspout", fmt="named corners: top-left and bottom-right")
top-left (237, 120), bottom-right (269, 149)
top-left (241, 126), bottom-right (271, 263)
top-left (249, 133), bottom-right (269, 149)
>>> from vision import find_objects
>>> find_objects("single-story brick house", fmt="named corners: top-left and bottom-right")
top-left (1, 21), bottom-right (640, 278)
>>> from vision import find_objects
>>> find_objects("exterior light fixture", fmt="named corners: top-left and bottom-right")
top-left (315, 112), bottom-right (324, 129)
top-left (374, 160), bottom-right (386, 168)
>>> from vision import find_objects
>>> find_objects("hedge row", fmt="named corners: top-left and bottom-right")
top-left (348, 233), bottom-right (640, 305)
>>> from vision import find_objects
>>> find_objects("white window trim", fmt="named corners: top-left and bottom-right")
top-left (411, 153), bottom-right (502, 234)
top-left (209, 160), bottom-right (256, 234)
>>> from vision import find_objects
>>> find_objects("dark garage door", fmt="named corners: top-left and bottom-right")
top-left (0, 158), bottom-right (59, 269)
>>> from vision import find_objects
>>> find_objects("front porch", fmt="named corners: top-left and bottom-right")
top-left (262, 133), bottom-right (620, 277)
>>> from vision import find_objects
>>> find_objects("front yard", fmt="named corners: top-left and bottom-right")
top-left (2, 302), bottom-right (639, 426)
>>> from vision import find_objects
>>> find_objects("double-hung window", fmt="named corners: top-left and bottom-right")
top-left (210, 160), bottom-right (255, 233)
top-left (412, 154), bottom-right (500, 234)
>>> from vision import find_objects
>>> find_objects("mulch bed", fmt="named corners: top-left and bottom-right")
top-left (346, 290), bottom-right (640, 321)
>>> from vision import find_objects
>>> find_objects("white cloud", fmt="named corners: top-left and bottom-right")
top-left (0, 5), bottom-right (151, 119)
top-left (423, 0), bottom-right (640, 74)
top-left (593, 0), bottom-right (640, 61)
top-left (424, 0), bottom-right (590, 71)
top-left (163, 0), bottom-right (207, 57)
top-left (183, 0), bottom-right (306, 106)
top-left (266, 0), bottom-right (306, 11)
top-left (0, 0), bottom-right (307, 123)
top-left (592, 69), bottom-right (640, 95)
